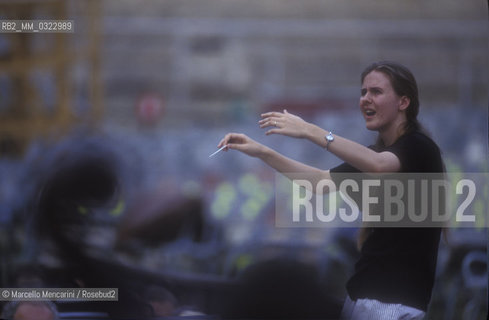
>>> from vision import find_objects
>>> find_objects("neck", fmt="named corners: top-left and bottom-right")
top-left (379, 118), bottom-right (406, 146)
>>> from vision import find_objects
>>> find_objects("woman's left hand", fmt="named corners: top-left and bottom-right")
top-left (259, 109), bottom-right (310, 138)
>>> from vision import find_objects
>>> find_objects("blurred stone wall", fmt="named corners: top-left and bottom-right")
top-left (99, 0), bottom-right (488, 128)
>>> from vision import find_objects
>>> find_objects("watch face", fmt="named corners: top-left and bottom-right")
top-left (327, 134), bottom-right (334, 141)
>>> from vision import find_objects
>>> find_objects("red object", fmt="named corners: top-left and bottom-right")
top-left (136, 93), bottom-right (165, 125)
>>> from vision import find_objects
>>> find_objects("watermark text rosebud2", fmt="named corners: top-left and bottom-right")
top-left (275, 173), bottom-right (487, 228)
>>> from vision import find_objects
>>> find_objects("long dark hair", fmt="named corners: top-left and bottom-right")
top-left (361, 61), bottom-right (425, 146)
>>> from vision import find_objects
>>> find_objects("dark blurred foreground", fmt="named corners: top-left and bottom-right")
top-left (0, 133), bottom-right (486, 320)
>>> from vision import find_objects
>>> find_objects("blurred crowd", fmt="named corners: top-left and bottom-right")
top-left (0, 105), bottom-right (486, 319)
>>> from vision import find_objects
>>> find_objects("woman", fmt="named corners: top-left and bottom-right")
top-left (217, 61), bottom-right (443, 319)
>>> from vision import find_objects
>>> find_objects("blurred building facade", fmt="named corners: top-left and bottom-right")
top-left (0, 0), bottom-right (487, 152)
top-left (100, 0), bottom-right (488, 127)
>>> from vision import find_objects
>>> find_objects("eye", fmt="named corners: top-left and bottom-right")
top-left (371, 88), bottom-right (382, 95)
top-left (361, 89), bottom-right (367, 96)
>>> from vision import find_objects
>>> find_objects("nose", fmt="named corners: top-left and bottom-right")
top-left (360, 92), bottom-right (371, 106)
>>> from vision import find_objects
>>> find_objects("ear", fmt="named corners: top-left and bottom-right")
top-left (398, 96), bottom-right (410, 111)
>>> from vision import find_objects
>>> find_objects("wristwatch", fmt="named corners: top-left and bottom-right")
top-left (325, 131), bottom-right (334, 150)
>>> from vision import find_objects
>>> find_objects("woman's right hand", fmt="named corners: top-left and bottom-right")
top-left (217, 133), bottom-right (267, 158)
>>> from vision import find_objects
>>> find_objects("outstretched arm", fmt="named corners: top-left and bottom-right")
top-left (217, 133), bottom-right (332, 189)
top-left (259, 110), bottom-right (401, 173)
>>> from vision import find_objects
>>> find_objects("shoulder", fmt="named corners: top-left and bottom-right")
top-left (396, 131), bottom-right (439, 150)
top-left (390, 131), bottom-right (441, 157)
top-left (388, 131), bottom-right (443, 172)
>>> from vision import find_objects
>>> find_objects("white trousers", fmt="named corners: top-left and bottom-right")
top-left (341, 296), bottom-right (426, 320)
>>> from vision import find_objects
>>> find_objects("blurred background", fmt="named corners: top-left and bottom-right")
top-left (0, 0), bottom-right (487, 319)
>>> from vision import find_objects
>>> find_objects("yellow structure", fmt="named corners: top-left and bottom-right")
top-left (0, 0), bottom-right (102, 157)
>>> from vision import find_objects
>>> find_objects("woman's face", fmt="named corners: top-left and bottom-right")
top-left (359, 70), bottom-right (407, 134)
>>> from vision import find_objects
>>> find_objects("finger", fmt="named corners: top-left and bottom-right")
top-left (261, 117), bottom-right (282, 127)
top-left (226, 143), bottom-right (244, 152)
top-left (219, 143), bottom-right (230, 151)
top-left (228, 133), bottom-right (248, 145)
top-left (283, 109), bottom-right (298, 118)
top-left (217, 139), bottom-right (225, 148)
top-left (265, 128), bottom-right (282, 135)
top-left (260, 120), bottom-right (276, 128)
top-left (217, 133), bottom-right (231, 148)
top-left (259, 116), bottom-right (272, 123)
top-left (219, 132), bottom-right (241, 147)
top-left (260, 111), bottom-right (282, 118)
top-left (259, 116), bottom-right (281, 124)
top-left (230, 133), bottom-right (245, 141)
top-left (218, 135), bottom-right (229, 148)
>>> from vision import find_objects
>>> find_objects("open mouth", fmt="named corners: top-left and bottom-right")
top-left (365, 109), bottom-right (376, 116)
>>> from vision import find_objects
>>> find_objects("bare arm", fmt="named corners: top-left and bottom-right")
top-left (260, 145), bottom-right (332, 183)
top-left (260, 110), bottom-right (401, 173)
top-left (303, 123), bottom-right (400, 173)
top-left (217, 133), bottom-right (332, 191)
